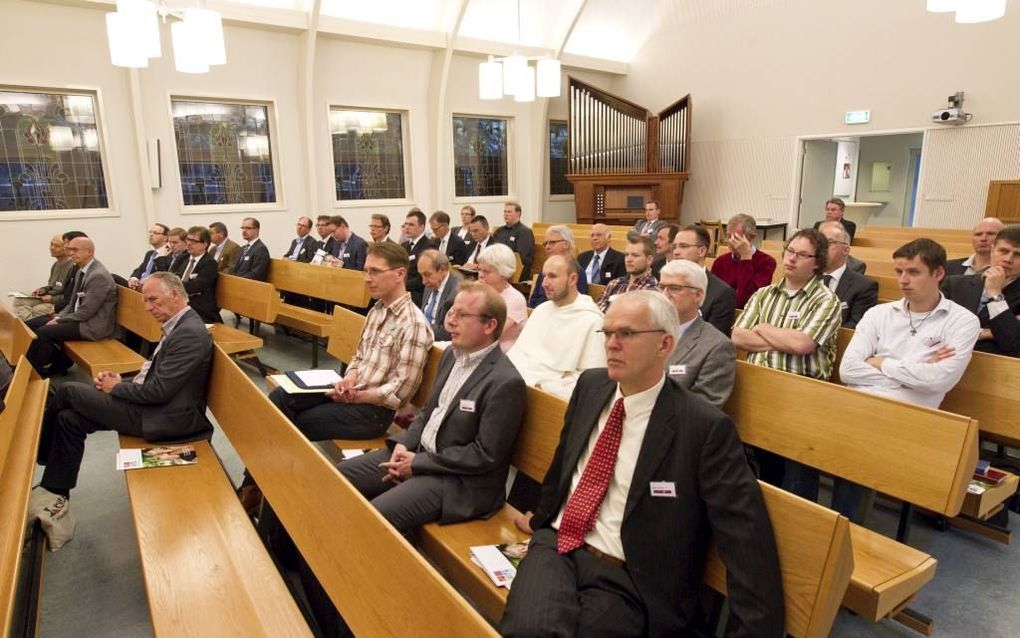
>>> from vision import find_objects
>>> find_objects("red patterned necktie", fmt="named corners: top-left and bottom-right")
top-left (557, 398), bottom-right (626, 555)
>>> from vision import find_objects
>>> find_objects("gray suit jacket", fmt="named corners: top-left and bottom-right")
top-left (56, 259), bottom-right (117, 341)
top-left (847, 254), bottom-right (867, 275)
top-left (834, 269), bottom-right (879, 328)
top-left (665, 316), bottom-right (736, 407)
top-left (632, 218), bottom-right (666, 237)
top-left (390, 344), bottom-right (526, 524)
top-left (111, 308), bottom-right (214, 442)
top-left (420, 271), bottom-right (462, 341)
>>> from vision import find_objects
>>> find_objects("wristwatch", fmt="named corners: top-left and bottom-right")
top-left (988, 293), bottom-right (1005, 303)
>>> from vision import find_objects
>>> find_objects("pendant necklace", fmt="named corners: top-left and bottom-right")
top-left (907, 302), bottom-right (934, 336)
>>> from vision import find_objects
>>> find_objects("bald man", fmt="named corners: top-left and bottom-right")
top-left (577, 224), bottom-right (626, 285)
top-left (947, 217), bottom-right (1005, 276)
top-left (25, 237), bottom-right (117, 377)
top-left (14, 234), bottom-right (73, 321)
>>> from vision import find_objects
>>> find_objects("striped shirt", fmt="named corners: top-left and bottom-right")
top-left (349, 292), bottom-right (434, 410)
top-left (597, 272), bottom-right (658, 312)
top-left (735, 275), bottom-right (842, 380)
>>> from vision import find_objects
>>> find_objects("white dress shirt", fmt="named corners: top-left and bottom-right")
top-left (133, 306), bottom-right (193, 385)
top-left (466, 237), bottom-right (490, 265)
top-left (839, 295), bottom-right (980, 408)
top-left (552, 375), bottom-right (666, 561)
top-left (419, 341), bottom-right (501, 453)
top-left (824, 262), bottom-right (847, 291)
top-left (587, 248), bottom-right (609, 283)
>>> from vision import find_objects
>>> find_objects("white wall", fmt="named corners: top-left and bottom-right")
top-left (854, 133), bottom-right (924, 227)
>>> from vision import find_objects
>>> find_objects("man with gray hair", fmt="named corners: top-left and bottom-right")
top-left (418, 249), bottom-right (461, 341)
top-left (14, 234), bottom-right (73, 321)
top-left (659, 260), bottom-right (736, 407)
top-left (578, 223), bottom-right (626, 285)
top-left (710, 213), bottom-right (777, 308)
top-left (529, 224), bottom-right (587, 308)
top-left (818, 221), bottom-right (877, 328)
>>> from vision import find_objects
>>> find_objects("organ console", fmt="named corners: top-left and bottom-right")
top-left (567, 77), bottom-right (691, 226)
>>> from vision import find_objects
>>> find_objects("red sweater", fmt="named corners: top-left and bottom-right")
top-left (710, 249), bottom-right (777, 308)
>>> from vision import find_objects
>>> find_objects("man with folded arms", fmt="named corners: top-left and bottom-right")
top-left (671, 224), bottom-right (736, 336)
top-left (14, 234), bottom-right (73, 321)
top-left (492, 201), bottom-right (536, 280)
top-left (502, 291), bottom-right (783, 637)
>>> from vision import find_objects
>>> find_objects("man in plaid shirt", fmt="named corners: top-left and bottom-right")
top-left (596, 235), bottom-right (659, 312)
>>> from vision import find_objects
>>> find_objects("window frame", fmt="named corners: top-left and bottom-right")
top-left (450, 112), bottom-right (515, 204)
top-left (326, 103), bottom-right (414, 209)
top-left (0, 84), bottom-right (117, 221)
top-left (547, 119), bottom-right (573, 201)
top-left (168, 94), bottom-right (285, 215)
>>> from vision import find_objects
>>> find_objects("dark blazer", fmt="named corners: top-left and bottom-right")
top-left (813, 217), bottom-right (857, 242)
top-left (57, 260), bottom-right (118, 341)
top-left (232, 239), bottom-right (270, 281)
top-left (390, 345), bottom-right (526, 523)
top-left (702, 270), bottom-right (737, 337)
top-left (944, 274), bottom-right (1020, 356)
top-left (452, 225), bottom-right (471, 242)
top-left (51, 265), bottom-right (79, 312)
top-left (578, 247), bottom-right (627, 285)
top-left (403, 234), bottom-right (437, 307)
top-left (462, 236), bottom-right (492, 264)
top-left (665, 317), bottom-right (736, 407)
top-left (834, 269), bottom-right (879, 328)
top-left (111, 307), bottom-right (214, 442)
top-left (945, 257), bottom-right (974, 277)
top-left (420, 271), bottom-right (462, 341)
top-left (172, 253), bottom-right (220, 324)
top-left (437, 232), bottom-right (469, 266)
top-left (632, 218), bottom-right (666, 237)
top-left (209, 238), bottom-right (240, 274)
top-left (283, 235), bottom-right (320, 263)
top-left (320, 236), bottom-right (337, 258)
top-left (130, 248), bottom-right (165, 279)
top-left (846, 254), bottom-right (867, 275)
top-left (651, 254), bottom-right (668, 280)
top-left (530, 369), bottom-right (784, 636)
top-left (154, 251), bottom-right (188, 274)
top-left (493, 223), bottom-right (536, 280)
top-left (330, 233), bottom-right (369, 271)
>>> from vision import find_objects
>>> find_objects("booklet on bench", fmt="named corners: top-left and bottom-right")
top-left (116, 444), bottom-right (198, 471)
top-left (469, 542), bottom-right (530, 589)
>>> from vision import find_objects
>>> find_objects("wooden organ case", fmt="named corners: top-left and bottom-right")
top-left (567, 77), bottom-right (691, 226)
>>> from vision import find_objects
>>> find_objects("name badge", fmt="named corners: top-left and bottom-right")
top-left (409, 254), bottom-right (417, 261)
top-left (459, 399), bottom-right (476, 413)
top-left (923, 335), bottom-right (943, 348)
top-left (509, 236), bottom-right (516, 243)
top-left (669, 364), bottom-right (687, 376)
top-left (343, 253), bottom-right (350, 259)
top-left (840, 301), bottom-right (849, 310)
top-left (189, 273), bottom-right (198, 280)
top-left (76, 292), bottom-right (86, 298)
top-left (299, 248), bottom-right (306, 255)
top-left (244, 255), bottom-right (251, 261)
top-left (605, 271), bottom-right (612, 279)
top-left (786, 311), bottom-right (801, 320)
top-left (650, 481), bottom-right (677, 498)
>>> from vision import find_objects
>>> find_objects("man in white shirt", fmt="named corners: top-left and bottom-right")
top-left (508, 255), bottom-right (606, 399)
top-left (947, 217), bottom-right (1005, 276)
top-left (577, 224), bottom-right (626, 285)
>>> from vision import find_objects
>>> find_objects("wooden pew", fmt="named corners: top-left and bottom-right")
top-left (418, 386), bottom-right (855, 637)
top-left (853, 236), bottom-right (972, 254)
top-left (64, 286), bottom-right (160, 378)
top-left (855, 227), bottom-right (971, 244)
top-left (212, 273), bottom-right (281, 355)
top-left (208, 346), bottom-right (497, 637)
top-left (0, 358), bottom-right (49, 637)
top-left (0, 305), bottom-right (36, 364)
top-left (268, 259), bottom-right (371, 367)
top-left (587, 283), bottom-right (606, 305)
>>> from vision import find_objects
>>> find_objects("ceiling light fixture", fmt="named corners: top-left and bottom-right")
top-left (925, 0), bottom-right (1008, 22)
top-left (105, 0), bottom-right (227, 73)
top-left (477, 0), bottom-right (561, 102)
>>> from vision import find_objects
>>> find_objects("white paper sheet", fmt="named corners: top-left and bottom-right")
top-left (294, 369), bottom-right (342, 387)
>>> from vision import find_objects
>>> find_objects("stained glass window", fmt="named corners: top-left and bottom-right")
top-left (331, 109), bottom-right (406, 201)
top-left (549, 120), bottom-right (573, 196)
top-left (172, 99), bottom-right (277, 206)
top-left (453, 116), bottom-right (508, 198)
top-left (0, 89), bottom-right (109, 212)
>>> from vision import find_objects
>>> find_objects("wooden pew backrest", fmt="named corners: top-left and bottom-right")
top-left (216, 274), bottom-right (280, 322)
top-left (269, 259), bottom-right (371, 308)
top-left (327, 306), bottom-right (366, 364)
top-left (940, 351), bottom-right (1020, 447)
top-left (0, 307), bottom-right (36, 364)
top-left (117, 286), bottom-right (162, 342)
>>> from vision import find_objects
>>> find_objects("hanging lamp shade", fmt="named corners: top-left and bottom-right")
top-left (116, 0), bottom-right (161, 59)
top-left (106, 12), bottom-right (149, 68)
top-left (955, 0), bottom-right (1007, 22)
top-left (479, 57), bottom-right (504, 100)
top-left (536, 58), bottom-right (561, 98)
top-left (926, 0), bottom-right (958, 12)
top-left (185, 8), bottom-right (227, 66)
top-left (171, 19), bottom-right (210, 74)
top-left (502, 54), bottom-right (527, 96)
top-left (514, 65), bottom-right (536, 103)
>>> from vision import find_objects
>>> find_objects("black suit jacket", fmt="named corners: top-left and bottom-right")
top-left (390, 345), bottom-right (526, 523)
top-left (813, 218), bottom-right (857, 241)
top-left (420, 272), bottom-right (462, 341)
top-left (945, 257), bottom-right (972, 277)
top-left (531, 370), bottom-right (784, 636)
top-left (402, 235), bottom-right (437, 306)
top-left (172, 253), bottom-right (220, 324)
top-left (284, 235), bottom-right (319, 263)
top-left (233, 239), bottom-right (270, 281)
top-left (833, 269), bottom-right (879, 328)
top-left (492, 223), bottom-right (536, 280)
top-left (154, 252), bottom-right (188, 274)
top-left (944, 274), bottom-right (1020, 356)
top-left (577, 247), bottom-right (627, 285)
top-left (702, 271), bottom-right (737, 337)
top-left (111, 308), bottom-right (214, 442)
top-left (437, 232), bottom-right (469, 266)
top-left (130, 248), bottom-right (163, 279)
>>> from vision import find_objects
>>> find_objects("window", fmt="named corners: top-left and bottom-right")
top-left (0, 88), bottom-right (109, 212)
top-left (171, 99), bottom-right (277, 206)
top-left (330, 108), bottom-right (406, 201)
top-left (549, 120), bottom-right (573, 196)
top-left (453, 116), bottom-right (508, 198)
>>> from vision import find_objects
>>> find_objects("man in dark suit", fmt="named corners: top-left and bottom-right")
top-left (232, 217), bottom-right (270, 281)
top-left (946, 217), bottom-right (1005, 276)
top-left (462, 215), bottom-right (494, 268)
top-left (650, 223), bottom-right (680, 280)
top-left (502, 290), bottom-right (783, 637)
top-left (401, 210), bottom-right (436, 306)
top-left (172, 226), bottom-right (220, 323)
top-left (26, 237), bottom-right (118, 377)
top-left (672, 225), bottom-right (736, 336)
top-left (846, 254), bottom-right (867, 275)
top-left (944, 225), bottom-right (1020, 356)
top-left (578, 223), bottom-right (626, 285)
top-left (418, 249), bottom-right (461, 341)
top-left (28, 272), bottom-right (214, 549)
top-left (632, 200), bottom-right (666, 237)
top-left (208, 221), bottom-right (240, 274)
top-left (127, 223), bottom-right (170, 289)
top-left (812, 197), bottom-right (857, 241)
top-left (154, 227), bottom-right (189, 274)
top-left (492, 201), bottom-right (536, 280)
top-left (322, 215), bottom-right (368, 271)
top-left (819, 221), bottom-right (878, 328)
top-left (283, 216), bottom-right (319, 263)
top-left (429, 210), bottom-right (469, 265)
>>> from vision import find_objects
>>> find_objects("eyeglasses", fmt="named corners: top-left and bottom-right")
top-left (657, 284), bottom-right (700, 295)
top-left (672, 242), bottom-right (704, 250)
top-left (369, 224), bottom-right (385, 230)
top-left (185, 237), bottom-right (206, 244)
top-left (783, 247), bottom-right (817, 261)
top-left (826, 240), bottom-right (849, 246)
top-left (543, 239), bottom-right (566, 248)
top-left (364, 267), bottom-right (397, 278)
top-left (597, 328), bottom-right (667, 342)
top-left (446, 310), bottom-right (492, 322)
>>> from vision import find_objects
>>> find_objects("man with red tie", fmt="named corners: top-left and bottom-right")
top-left (502, 290), bottom-right (783, 638)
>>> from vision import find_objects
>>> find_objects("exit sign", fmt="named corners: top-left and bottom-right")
top-left (845, 110), bottom-right (871, 125)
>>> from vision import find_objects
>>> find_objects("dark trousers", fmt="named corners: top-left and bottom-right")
top-left (339, 448), bottom-right (444, 534)
top-left (26, 317), bottom-right (80, 373)
top-left (38, 382), bottom-right (144, 493)
top-left (267, 387), bottom-right (393, 441)
top-left (500, 528), bottom-right (647, 638)
top-left (783, 460), bottom-right (871, 524)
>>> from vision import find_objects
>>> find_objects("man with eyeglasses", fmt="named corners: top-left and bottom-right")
top-left (429, 210), bottom-right (469, 266)
top-left (502, 290), bottom-right (783, 638)
top-left (632, 199), bottom-right (666, 237)
top-left (172, 226), bottom-right (220, 324)
top-left (508, 255), bottom-right (605, 399)
top-left (314, 214), bottom-right (334, 242)
top-left (127, 223), bottom-right (170, 290)
top-left (492, 201), bottom-right (536, 281)
top-left (659, 260), bottom-right (736, 407)
top-left (452, 205), bottom-right (475, 241)
top-left (578, 224), bottom-right (626, 285)
top-left (283, 216), bottom-right (319, 263)
top-left (208, 222), bottom-right (240, 274)
top-left (818, 221), bottom-right (877, 328)
top-left (596, 236), bottom-right (659, 312)
top-left (528, 225), bottom-right (587, 309)
top-left (672, 225), bottom-right (736, 336)
top-left (369, 214), bottom-right (394, 244)
top-left (322, 215), bottom-right (368, 271)
top-left (232, 217), bottom-right (270, 281)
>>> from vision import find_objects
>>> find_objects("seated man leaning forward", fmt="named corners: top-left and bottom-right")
top-left (267, 242), bottom-right (434, 441)
top-left (507, 254), bottom-right (606, 399)
top-left (502, 291), bottom-right (784, 638)
top-left (29, 272), bottom-right (214, 549)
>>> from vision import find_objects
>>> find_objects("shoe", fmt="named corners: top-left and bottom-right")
top-left (27, 486), bottom-right (51, 522)
top-left (237, 484), bottom-right (263, 517)
top-left (34, 488), bottom-right (76, 551)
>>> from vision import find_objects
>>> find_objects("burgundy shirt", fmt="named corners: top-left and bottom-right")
top-left (710, 249), bottom-right (777, 309)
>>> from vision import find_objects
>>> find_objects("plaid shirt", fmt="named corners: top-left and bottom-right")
top-left (349, 292), bottom-right (434, 410)
top-left (597, 272), bottom-right (658, 312)
top-left (734, 275), bottom-right (841, 380)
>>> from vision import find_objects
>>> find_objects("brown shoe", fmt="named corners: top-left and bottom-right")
top-left (237, 484), bottom-right (263, 517)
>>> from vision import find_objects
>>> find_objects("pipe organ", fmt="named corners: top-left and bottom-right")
top-left (567, 77), bottom-right (691, 225)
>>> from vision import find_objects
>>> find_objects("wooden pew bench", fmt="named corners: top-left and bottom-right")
top-left (0, 305), bottom-right (37, 364)
top-left (64, 286), bottom-right (160, 378)
top-left (212, 273), bottom-right (281, 355)
top-left (0, 358), bottom-right (49, 636)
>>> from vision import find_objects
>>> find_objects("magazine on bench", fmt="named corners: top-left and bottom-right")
top-left (469, 542), bottom-right (530, 589)
top-left (116, 444), bottom-right (198, 471)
